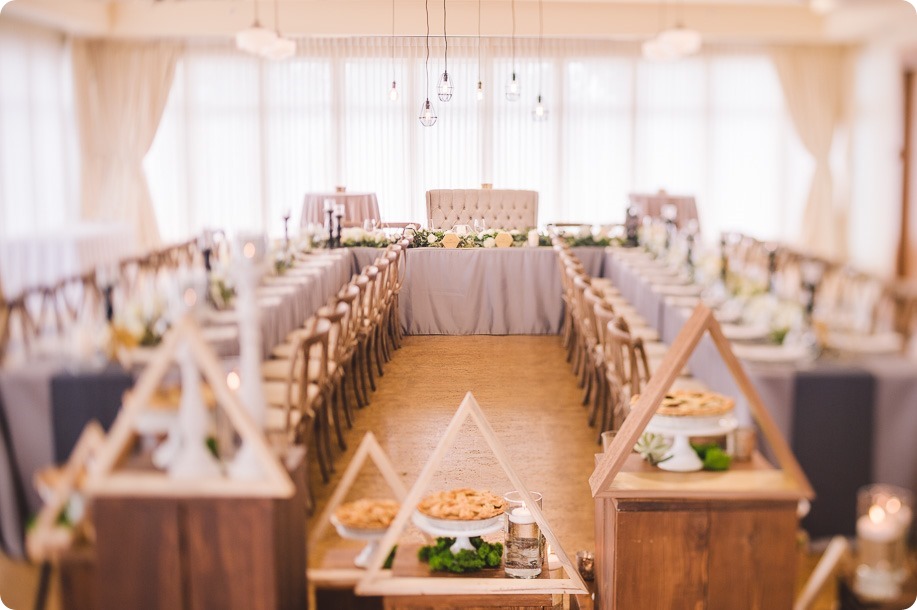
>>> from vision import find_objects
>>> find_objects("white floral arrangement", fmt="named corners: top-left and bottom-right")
top-left (742, 293), bottom-right (804, 344)
top-left (111, 287), bottom-right (170, 348)
top-left (208, 266), bottom-right (236, 311)
top-left (340, 227), bottom-right (393, 248)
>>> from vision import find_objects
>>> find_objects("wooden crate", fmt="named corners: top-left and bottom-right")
top-left (595, 454), bottom-right (799, 609)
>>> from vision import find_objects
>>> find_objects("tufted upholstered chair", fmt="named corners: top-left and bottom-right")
top-left (426, 189), bottom-right (538, 230)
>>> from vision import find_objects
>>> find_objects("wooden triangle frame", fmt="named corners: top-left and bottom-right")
top-left (308, 431), bottom-right (411, 585)
top-left (589, 304), bottom-right (814, 499)
top-left (85, 314), bottom-right (294, 498)
top-left (27, 420), bottom-right (107, 562)
top-left (356, 392), bottom-right (589, 597)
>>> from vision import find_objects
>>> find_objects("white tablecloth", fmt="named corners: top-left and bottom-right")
top-left (0, 222), bottom-right (137, 298)
top-left (300, 193), bottom-right (381, 228)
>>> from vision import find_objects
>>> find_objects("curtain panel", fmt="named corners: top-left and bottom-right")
top-left (772, 46), bottom-right (847, 261)
top-left (72, 39), bottom-right (182, 251)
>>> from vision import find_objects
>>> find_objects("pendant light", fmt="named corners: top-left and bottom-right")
top-left (475, 0), bottom-right (484, 102)
top-left (437, 0), bottom-right (454, 102)
top-left (236, 0), bottom-right (277, 56)
top-left (505, 0), bottom-right (520, 101)
top-left (643, 0), bottom-right (702, 61)
top-left (389, 0), bottom-right (400, 101)
top-left (531, 0), bottom-right (547, 121)
top-left (262, 0), bottom-right (295, 61)
top-left (419, 0), bottom-right (437, 126)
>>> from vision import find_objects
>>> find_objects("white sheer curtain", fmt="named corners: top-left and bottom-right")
top-left (773, 46), bottom-right (846, 260)
top-left (72, 39), bottom-right (181, 250)
top-left (146, 37), bottom-right (809, 244)
top-left (0, 19), bottom-right (79, 238)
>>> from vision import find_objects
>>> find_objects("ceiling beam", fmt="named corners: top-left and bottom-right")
top-left (3, 0), bottom-right (916, 44)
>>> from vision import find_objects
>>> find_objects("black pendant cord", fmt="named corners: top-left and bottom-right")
top-left (477, 0), bottom-right (482, 82)
top-left (425, 0), bottom-right (430, 95)
top-left (391, 0), bottom-right (396, 82)
top-left (511, 0), bottom-right (516, 77)
top-left (538, 0), bottom-right (543, 95)
top-left (443, 0), bottom-right (448, 74)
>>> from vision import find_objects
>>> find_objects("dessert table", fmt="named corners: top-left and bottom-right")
top-left (0, 250), bottom-right (353, 559)
top-left (0, 222), bottom-right (137, 298)
top-left (602, 247), bottom-right (917, 538)
top-left (350, 246), bottom-right (606, 335)
top-left (301, 192), bottom-right (381, 227)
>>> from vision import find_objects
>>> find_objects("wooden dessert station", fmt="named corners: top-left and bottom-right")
top-left (83, 317), bottom-right (308, 610)
top-left (589, 306), bottom-right (814, 609)
top-left (352, 393), bottom-right (590, 610)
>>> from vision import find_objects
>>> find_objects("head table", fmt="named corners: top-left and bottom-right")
top-left (0, 250), bottom-right (352, 559)
top-left (603, 247), bottom-right (917, 539)
top-left (350, 246), bottom-right (606, 335)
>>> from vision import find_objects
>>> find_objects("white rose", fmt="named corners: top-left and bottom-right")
top-left (483, 237), bottom-right (496, 248)
top-left (510, 229), bottom-right (520, 236)
top-left (427, 233), bottom-right (439, 244)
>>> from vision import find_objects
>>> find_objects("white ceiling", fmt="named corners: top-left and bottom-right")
top-left (2, 0), bottom-right (916, 44)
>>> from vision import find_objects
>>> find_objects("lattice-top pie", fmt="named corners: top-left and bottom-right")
top-left (632, 390), bottom-right (735, 417)
top-left (417, 488), bottom-right (507, 521)
top-left (333, 499), bottom-right (400, 530)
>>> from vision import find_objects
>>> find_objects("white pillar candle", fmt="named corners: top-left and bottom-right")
top-left (528, 229), bottom-right (540, 248)
top-left (323, 199), bottom-right (334, 212)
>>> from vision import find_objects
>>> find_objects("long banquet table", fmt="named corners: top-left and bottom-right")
top-left (603, 247), bottom-right (917, 538)
top-left (0, 250), bottom-right (353, 559)
top-left (351, 246), bottom-right (606, 335)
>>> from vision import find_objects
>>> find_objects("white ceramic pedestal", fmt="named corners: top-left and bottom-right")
top-left (646, 416), bottom-right (738, 473)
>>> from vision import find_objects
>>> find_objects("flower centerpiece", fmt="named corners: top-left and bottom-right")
top-left (110, 289), bottom-right (170, 349)
top-left (208, 265), bottom-right (236, 311)
top-left (340, 227), bottom-right (394, 248)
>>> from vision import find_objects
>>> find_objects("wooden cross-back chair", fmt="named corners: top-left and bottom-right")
top-left (604, 315), bottom-right (652, 430)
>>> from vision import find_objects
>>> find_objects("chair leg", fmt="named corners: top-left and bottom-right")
top-left (581, 365), bottom-right (593, 406)
top-left (310, 414), bottom-right (330, 483)
top-left (330, 386), bottom-right (347, 451)
top-left (588, 372), bottom-right (604, 428)
top-left (374, 325), bottom-right (385, 377)
top-left (338, 375), bottom-right (353, 428)
top-left (348, 358), bottom-right (366, 408)
top-left (364, 336), bottom-right (377, 391)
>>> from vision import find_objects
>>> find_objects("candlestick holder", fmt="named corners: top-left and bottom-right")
top-left (334, 213), bottom-right (343, 248)
top-left (854, 484), bottom-right (913, 601)
top-left (325, 209), bottom-right (335, 249)
top-left (282, 210), bottom-right (292, 250)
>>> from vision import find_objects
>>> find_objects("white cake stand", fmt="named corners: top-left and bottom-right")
top-left (330, 515), bottom-right (388, 568)
top-left (412, 512), bottom-right (504, 554)
top-left (645, 415), bottom-right (738, 472)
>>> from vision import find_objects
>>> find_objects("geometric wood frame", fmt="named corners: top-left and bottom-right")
top-left (590, 304), bottom-right (815, 500)
top-left (26, 420), bottom-right (107, 562)
top-left (356, 392), bottom-right (589, 597)
top-left (84, 314), bottom-right (295, 499)
top-left (308, 431), bottom-right (411, 586)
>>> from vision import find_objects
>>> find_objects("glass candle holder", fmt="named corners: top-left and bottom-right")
top-left (503, 490), bottom-right (544, 578)
top-left (854, 484), bottom-right (913, 601)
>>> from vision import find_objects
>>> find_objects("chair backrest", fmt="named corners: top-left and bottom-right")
top-left (298, 318), bottom-right (331, 411)
top-left (605, 316), bottom-right (651, 398)
top-left (426, 189), bottom-right (538, 230)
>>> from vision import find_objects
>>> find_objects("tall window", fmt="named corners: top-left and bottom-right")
top-left (146, 38), bottom-right (809, 243)
top-left (0, 21), bottom-right (79, 238)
